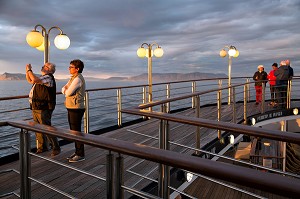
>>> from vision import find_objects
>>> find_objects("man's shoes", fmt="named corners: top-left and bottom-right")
top-left (69, 155), bottom-right (85, 163)
top-left (51, 149), bottom-right (61, 157)
top-left (67, 153), bottom-right (76, 160)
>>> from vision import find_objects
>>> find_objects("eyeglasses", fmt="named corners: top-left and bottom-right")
top-left (69, 66), bottom-right (76, 69)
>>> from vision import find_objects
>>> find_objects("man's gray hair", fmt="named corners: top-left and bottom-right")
top-left (46, 62), bottom-right (56, 74)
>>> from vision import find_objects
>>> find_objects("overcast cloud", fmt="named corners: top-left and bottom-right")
top-left (0, 0), bottom-right (299, 79)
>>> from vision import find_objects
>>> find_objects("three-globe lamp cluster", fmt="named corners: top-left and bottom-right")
top-left (26, 29), bottom-right (70, 51)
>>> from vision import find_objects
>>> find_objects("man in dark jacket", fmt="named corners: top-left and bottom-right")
top-left (274, 60), bottom-right (291, 108)
top-left (285, 59), bottom-right (294, 79)
top-left (253, 65), bottom-right (268, 105)
top-left (26, 63), bottom-right (60, 156)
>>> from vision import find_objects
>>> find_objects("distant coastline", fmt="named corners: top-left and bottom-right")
top-left (0, 72), bottom-right (227, 82)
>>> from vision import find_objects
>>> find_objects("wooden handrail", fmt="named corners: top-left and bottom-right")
top-left (4, 120), bottom-right (300, 198)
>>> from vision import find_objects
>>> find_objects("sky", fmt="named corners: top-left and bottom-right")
top-left (0, 0), bottom-right (299, 79)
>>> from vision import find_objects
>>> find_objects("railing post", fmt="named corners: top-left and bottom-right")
top-left (280, 121), bottom-right (287, 172)
top-left (117, 89), bottom-right (122, 127)
top-left (115, 154), bottom-right (124, 199)
top-left (261, 83), bottom-right (265, 114)
top-left (158, 104), bottom-right (166, 197)
top-left (192, 81), bottom-right (196, 108)
top-left (217, 90), bottom-right (222, 139)
top-left (84, 91), bottom-right (89, 134)
top-left (232, 87), bottom-right (236, 123)
top-left (244, 84), bottom-right (248, 124)
top-left (166, 83), bottom-right (170, 113)
top-left (218, 79), bottom-right (222, 88)
top-left (195, 95), bottom-right (200, 155)
top-left (247, 78), bottom-right (250, 102)
top-left (142, 86), bottom-right (147, 119)
top-left (163, 104), bottom-right (170, 198)
top-left (20, 129), bottom-right (31, 199)
top-left (106, 152), bottom-right (114, 199)
top-left (142, 86), bottom-right (147, 104)
top-left (287, 79), bottom-right (292, 109)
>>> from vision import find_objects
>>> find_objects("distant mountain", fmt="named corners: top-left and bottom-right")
top-left (0, 72), bottom-right (227, 82)
top-left (105, 76), bottom-right (128, 81)
top-left (0, 72), bottom-right (26, 80)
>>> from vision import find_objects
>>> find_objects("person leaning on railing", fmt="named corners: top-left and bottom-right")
top-left (61, 59), bottom-right (86, 163)
top-left (253, 65), bottom-right (268, 105)
top-left (25, 63), bottom-right (61, 156)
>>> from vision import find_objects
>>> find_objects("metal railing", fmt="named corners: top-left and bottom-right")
top-left (1, 119), bottom-right (300, 198)
top-left (1, 77), bottom-right (300, 198)
top-left (0, 77), bottom-right (249, 158)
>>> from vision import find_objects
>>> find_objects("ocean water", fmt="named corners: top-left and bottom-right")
top-left (0, 79), bottom-right (143, 97)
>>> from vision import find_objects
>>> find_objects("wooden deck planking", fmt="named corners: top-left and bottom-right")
top-left (0, 102), bottom-right (298, 198)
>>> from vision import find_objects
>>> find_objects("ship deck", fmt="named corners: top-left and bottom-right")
top-left (0, 102), bottom-right (295, 198)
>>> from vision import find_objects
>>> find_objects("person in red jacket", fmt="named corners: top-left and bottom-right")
top-left (267, 63), bottom-right (278, 107)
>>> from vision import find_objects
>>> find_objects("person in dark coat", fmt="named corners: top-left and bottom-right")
top-left (274, 60), bottom-right (292, 108)
top-left (253, 65), bottom-right (268, 105)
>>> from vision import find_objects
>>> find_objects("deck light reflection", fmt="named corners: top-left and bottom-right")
top-left (293, 108), bottom-right (298, 115)
top-left (229, 134), bottom-right (235, 145)
top-left (263, 142), bottom-right (271, 146)
top-left (251, 118), bottom-right (256, 125)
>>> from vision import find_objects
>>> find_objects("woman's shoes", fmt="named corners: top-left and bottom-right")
top-left (69, 155), bottom-right (85, 163)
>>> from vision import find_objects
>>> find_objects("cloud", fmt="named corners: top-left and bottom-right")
top-left (0, 0), bottom-right (299, 77)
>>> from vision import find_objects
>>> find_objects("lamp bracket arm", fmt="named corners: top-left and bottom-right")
top-left (150, 42), bottom-right (160, 48)
top-left (34, 24), bottom-right (46, 36)
top-left (48, 26), bottom-right (64, 35)
top-left (140, 43), bottom-right (150, 48)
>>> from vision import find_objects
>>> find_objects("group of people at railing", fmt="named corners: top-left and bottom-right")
top-left (25, 59), bottom-right (86, 163)
top-left (253, 59), bottom-right (293, 108)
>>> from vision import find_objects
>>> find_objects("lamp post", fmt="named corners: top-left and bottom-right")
top-left (219, 45), bottom-right (239, 104)
top-left (137, 42), bottom-right (164, 104)
top-left (26, 24), bottom-right (70, 63)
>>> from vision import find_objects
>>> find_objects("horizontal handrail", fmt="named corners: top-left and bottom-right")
top-left (134, 77), bottom-right (300, 109)
top-left (0, 76), bottom-right (251, 101)
top-left (122, 108), bottom-right (300, 145)
top-left (3, 120), bottom-right (300, 198)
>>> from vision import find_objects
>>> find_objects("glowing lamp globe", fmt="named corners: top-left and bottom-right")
top-left (233, 50), bottom-right (239, 58)
top-left (219, 49), bottom-right (227, 57)
top-left (36, 41), bottom-right (50, 51)
top-left (26, 30), bottom-right (43, 47)
top-left (228, 48), bottom-right (236, 57)
top-left (54, 34), bottom-right (70, 50)
top-left (154, 47), bottom-right (164, 58)
top-left (137, 47), bottom-right (146, 58)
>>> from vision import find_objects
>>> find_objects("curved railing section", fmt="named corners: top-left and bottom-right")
top-left (0, 120), bottom-right (300, 198)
